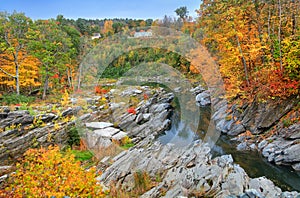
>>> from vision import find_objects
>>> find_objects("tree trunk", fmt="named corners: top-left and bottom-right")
top-left (291, 0), bottom-right (296, 36)
top-left (16, 65), bottom-right (19, 95)
top-left (42, 66), bottom-right (49, 100)
top-left (14, 53), bottom-right (20, 95)
top-left (66, 68), bottom-right (72, 89)
top-left (236, 34), bottom-right (250, 86)
top-left (42, 75), bottom-right (49, 100)
top-left (77, 63), bottom-right (82, 91)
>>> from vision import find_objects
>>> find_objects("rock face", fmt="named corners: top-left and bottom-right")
top-left (217, 97), bottom-right (297, 135)
top-left (212, 95), bottom-right (300, 171)
top-left (114, 93), bottom-right (173, 141)
top-left (0, 106), bottom-right (92, 166)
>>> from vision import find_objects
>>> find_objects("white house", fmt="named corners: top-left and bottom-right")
top-left (91, 33), bottom-right (101, 40)
top-left (134, 31), bottom-right (152, 38)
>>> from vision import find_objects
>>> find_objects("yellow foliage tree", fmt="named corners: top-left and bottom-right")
top-left (103, 20), bottom-right (114, 36)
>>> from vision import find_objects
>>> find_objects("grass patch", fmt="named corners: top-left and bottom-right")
top-left (71, 150), bottom-right (94, 162)
top-left (121, 143), bottom-right (135, 149)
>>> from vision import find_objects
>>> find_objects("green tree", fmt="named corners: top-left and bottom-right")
top-left (175, 6), bottom-right (189, 20)
top-left (28, 19), bottom-right (74, 99)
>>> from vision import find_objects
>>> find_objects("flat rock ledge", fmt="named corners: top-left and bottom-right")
top-left (97, 135), bottom-right (299, 198)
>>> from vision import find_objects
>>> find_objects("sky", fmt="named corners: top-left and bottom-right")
top-left (0, 0), bottom-right (200, 20)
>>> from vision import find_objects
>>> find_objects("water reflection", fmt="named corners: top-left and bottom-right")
top-left (213, 136), bottom-right (300, 192)
top-left (158, 111), bottom-right (197, 147)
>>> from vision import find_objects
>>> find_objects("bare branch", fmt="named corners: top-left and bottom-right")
top-left (0, 67), bottom-right (16, 78)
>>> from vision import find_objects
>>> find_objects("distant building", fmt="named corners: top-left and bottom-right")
top-left (134, 31), bottom-right (152, 38)
top-left (91, 33), bottom-right (101, 40)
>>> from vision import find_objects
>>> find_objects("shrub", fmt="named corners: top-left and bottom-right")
top-left (67, 126), bottom-right (81, 147)
top-left (0, 145), bottom-right (104, 197)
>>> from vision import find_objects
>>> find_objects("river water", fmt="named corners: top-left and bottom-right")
top-left (158, 106), bottom-right (300, 191)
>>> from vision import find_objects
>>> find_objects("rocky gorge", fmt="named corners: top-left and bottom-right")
top-left (215, 95), bottom-right (300, 172)
top-left (0, 84), bottom-right (299, 197)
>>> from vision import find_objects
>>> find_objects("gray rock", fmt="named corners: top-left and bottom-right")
top-left (221, 165), bottom-right (248, 195)
top-left (190, 86), bottom-right (205, 95)
top-left (121, 89), bottom-right (142, 96)
top-left (249, 144), bottom-right (256, 150)
top-left (150, 103), bottom-right (171, 113)
top-left (258, 140), bottom-right (268, 150)
top-left (134, 89), bottom-right (143, 94)
top-left (249, 177), bottom-right (282, 197)
top-left (244, 189), bottom-right (264, 198)
top-left (228, 124), bottom-right (246, 136)
top-left (0, 174), bottom-right (8, 183)
top-left (240, 97), bottom-right (297, 134)
top-left (70, 98), bottom-right (77, 104)
top-left (110, 102), bottom-right (125, 111)
top-left (94, 127), bottom-right (120, 138)
top-left (85, 130), bottom-right (112, 149)
top-left (292, 162), bottom-right (300, 171)
top-left (119, 114), bottom-right (137, 130)
top-left (196, 91), bottom-right (211, 106)
top-left (174, 87), bottom-right (182, 92)
top-left (285, 124), bottom-right (300, 139)
top-left (36, 113), bottom-right (56, 123)
top-left (85, 122), bottom-right (114, 129)
top-left (8, 110), bottom-right (29, 118)
top-left (14, 114), bottom-right (34, 126)
top-left (112, 132), bottom-right (128, 141)
top-left (222, 119), bottom-right (235, 133)
top-left (96, 138), bottom-right (112, 148)
top-left (0, 112), bottom-right (8, 119)
top-left (280, 191), bottom-right (300, 198)
top-left (143, 113), bottom-right (152, 122)
top-left (61, 107), bottom-right (82, 117)
top-left (262, 143), bottom-right (274, 158)
top-left (237, 142), bottom-right (249, 151)
top-left (135, 113), bottom-right (144, 124)
top-left (282, 144), bottom-right (300, 163)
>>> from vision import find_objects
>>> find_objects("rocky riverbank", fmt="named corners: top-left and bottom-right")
top-left (82, 85), bottom-right (299, 197)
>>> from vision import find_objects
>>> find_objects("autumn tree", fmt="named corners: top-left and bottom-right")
top-left (0, 146), bottom-right (104, 197)
top-left (103, 20), bottom-right (114, 36)
top-left (0, 12), bottom-right (33, 95)
top-left (0, 52), bottom-right (40, 92)
top-left (197, 0), bottom-right (299, 99)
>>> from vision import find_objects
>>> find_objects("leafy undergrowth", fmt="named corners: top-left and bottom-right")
top-left (0, 145), bottom-right (105, 198)
top-left (0, 94), bottom-right (35, 105)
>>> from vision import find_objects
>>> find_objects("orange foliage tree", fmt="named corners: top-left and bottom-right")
top-left (0, 51), bottom-right (41, 92)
